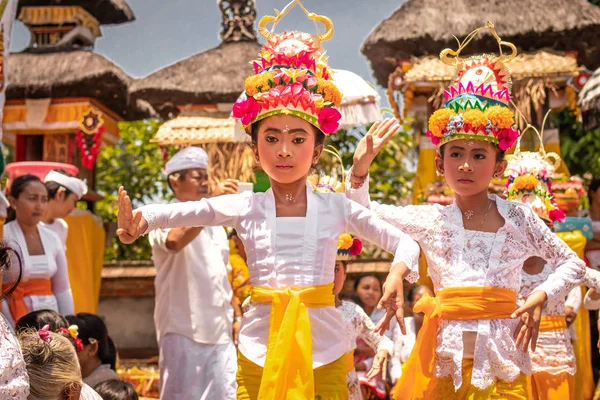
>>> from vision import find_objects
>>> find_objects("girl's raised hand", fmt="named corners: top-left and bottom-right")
top-left (352, 118), bottom-right (400, 177)
top-left (116, 186), bottom-right (147, 244)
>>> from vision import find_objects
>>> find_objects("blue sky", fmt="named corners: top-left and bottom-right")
top-left (10, 0), bottom-right (404, 99)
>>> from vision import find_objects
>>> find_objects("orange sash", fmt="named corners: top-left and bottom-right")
top-left (345, 351), bottom-right (355, 373)
top-left (2, 279), bottom-right (53, 321)
top-left (394, 286), bottom-right (517, 400)
top-left (539, 315), bottom-right (567, 332)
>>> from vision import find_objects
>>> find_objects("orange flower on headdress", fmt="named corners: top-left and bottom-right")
top-left (463, 109), bottom-right (487, 130)
top-left (337, 233), bottom-right (353, 250)
top-left (317, 78), bottom-right (343, 107)
top-left (245, 72), bottom-right (274, 97)
top-left (485, 106), bottom-right (514, 130)
top-left (513, 175), bottom-right (539, 191)
top-left (428, 108), bottom-right (455, 138)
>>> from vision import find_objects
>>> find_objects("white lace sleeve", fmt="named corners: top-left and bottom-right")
top-left (565, 286), bottom-right (582, 312)
top-left (524, 206), bottom-right (586, 302)
top-left (345, 168), bottom-right (439, 242)
top-left (345, 197), bottom-right (420, 282)
top-left (584, 289), bottom-right (600, 310)
top-left (138, 192), bottom-right (251, 234)
top-left (583, 267), bottom-right (600, 290)
top-left (354, 305), bottom-right (394, 355)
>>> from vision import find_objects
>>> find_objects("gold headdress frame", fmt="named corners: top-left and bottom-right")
top-left (258, 0), bottom-right (334, 43)
top-left (508, 108), bottom-right (561, 170)
top-left (440, 21), bottom-right (517, 67)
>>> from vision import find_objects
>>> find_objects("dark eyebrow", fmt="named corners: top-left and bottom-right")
top-left (263, 127), bottom-right (309, 134)
top-left (449, 145), bottom-right (465, 151)
top-left (472, 147), bottom-right (489, 153)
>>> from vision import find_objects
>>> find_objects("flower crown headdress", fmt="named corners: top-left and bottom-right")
top-left (232, 0), bottom-right (342, 135)
top-left (427, 22), bottom-right (520, 150)
top-left (503, 112), bottom-right (565, 223)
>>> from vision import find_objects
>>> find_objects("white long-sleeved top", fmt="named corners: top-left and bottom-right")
top-left (139, 187), bottom-right (420, 368)
top-left (581, 267), bottom-right (600, 310)
top-left (346, 173), bottom-right (586, 390)
top-left (1, 221), bottom-right (74, 325)
top-left (518, 265), bottom-right (576, 375)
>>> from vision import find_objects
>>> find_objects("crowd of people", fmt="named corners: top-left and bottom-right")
top-left (3, 7), bottom-right (600, 400)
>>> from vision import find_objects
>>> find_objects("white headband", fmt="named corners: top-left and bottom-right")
top-left (44, 170), bottom-right (88, 199)
top-left (164, 146), bottom-right (209, 177)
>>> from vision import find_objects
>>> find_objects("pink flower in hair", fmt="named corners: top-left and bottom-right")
top-left (549, 208), bottom-right (566, 223)
top-left (318, 107), bottom-right (342, 134)
top-left (349, 238), bottom-right (363, 257)
top-left (232, 96), bottom-right (259, 125)
top-left (426, 130), bottom-right (441, 146)
top-left (497, 127), bottom-right (520, 151)
top-left (38, 325), bottom-right (51, 342)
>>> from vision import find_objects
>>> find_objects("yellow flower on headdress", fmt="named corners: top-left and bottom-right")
top-left (428, 108), bottom-right (455, 138)
top-left (338, 233), bottom-right (353, 250)
top-left (463, 109), bottom-right (487, 130)
top-left (485, 106), bottom-right (514, 130)
top-left (245, 72), bottom-right (274, 97)
top-left (317, 79), bottom-right (343, 107)
top-left (68, 325), bottom-right (79, 339)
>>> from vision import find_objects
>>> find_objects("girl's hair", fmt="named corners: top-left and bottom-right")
top-left (7, 174), bottom-right (47, 223)
top-left (406, 284), bottom-right (430, 304)
top-left (45, 169), bottom-right (74, 200)
top-left (250, 119), bottom-right (326, 147)
top-left (66, 313), bottom-right (117, 370)
top-left (19, 329), bottom-right (83, 400)
top-left (589, 179), bottom-right (600, 203)
top-left (94, 380), bottom-right (139, 400)
top-left (353, 273), bottom-right (382, 293)
top-left (0, 242), bottom-right (22, 301)
top-left (439, 143), bottom-right (505, 162)
top-left (15, 309), bottom-right (69, 333)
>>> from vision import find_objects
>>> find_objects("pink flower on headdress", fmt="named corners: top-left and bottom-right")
top-left (296, 74), bottom-right (318, 89)
top-left (426, 130), bottom-right (441, 146)
top-left (318, 107), bottom-right (341, 134)
top-left (281, 82), bottom-right (304, 99)
top-left (232, 96), bottom-right (259, 125)
top-left (38, 325), bottom-right (51, 342)
top-left (349, 238), bottom-right (363, 257)
top-left (497, 127), bottom-right (519, 151)
top-left (549, 208), bottom-right (566, 223)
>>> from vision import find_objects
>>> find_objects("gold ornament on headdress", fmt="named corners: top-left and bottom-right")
top-left (258, 0), bottom-right (334, 43)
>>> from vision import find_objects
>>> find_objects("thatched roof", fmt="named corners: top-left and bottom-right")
top-left (363, 0), bottom-right (600, 86)
top-left (129, 41), bottom-right (262, 111)
top-left (152, 116), bottom-right (249, 146)
top-left (17, 0), bottom-right (135, 25)
top-left (402, 51), bottom-right (579, 88)
top-left (580, 67), bottom-right (600, 131)
top-left (7, 51), bottom-right (132, 116)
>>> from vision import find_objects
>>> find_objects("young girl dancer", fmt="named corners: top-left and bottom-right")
top-left (346, 24), bottom-right (586, 399)
top-left (116, 3), bottom-right (420, 399)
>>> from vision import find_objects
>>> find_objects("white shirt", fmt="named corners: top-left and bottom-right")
top-left (40, 218), bottom-right (68, 247)
top-left (391, 317), bottom-right (418, 383)
top-left (139, 187), bottom-right (420, 368)
top-left (346, 172), bottom-right (586, 390)
top-left (149, 223), bottom-right (232, 345)
top-left (519, 265), bottom-right (576, 375)
top-left (582, 267), bottom-right (600, 310)
top-left (2, 221), bottom-right (74, 325)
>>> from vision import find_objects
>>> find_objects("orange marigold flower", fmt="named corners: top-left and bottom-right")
top-left (485, 106), bottom-right (514, 129)
top-left (462, 109), bottom-right (487, 130)
top-left (317, 79), bottom-right (343, 107)
top-left (428, 108), bottom-right (455, 137)
top-left (245, 72), bottom-right (273, 97)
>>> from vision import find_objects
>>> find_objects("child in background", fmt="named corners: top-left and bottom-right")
top-left (94, 380), bottom-right (139, 400)
top-left (334, 234), bottom-right (393, 400)
top-left (0, 242), bottom-right (29, 399)
top-left (66, 313), bottom-right (118, 388)
top-left (15, 308), bottom-right (69, 333)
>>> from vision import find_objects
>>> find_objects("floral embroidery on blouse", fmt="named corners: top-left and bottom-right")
top-left (0, 315), bottom-right (29, 399)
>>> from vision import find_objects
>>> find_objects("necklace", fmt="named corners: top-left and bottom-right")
top-left (285, 193), bottom-right (295, 202)
top-left (465, 200), bottom-right (493, 248)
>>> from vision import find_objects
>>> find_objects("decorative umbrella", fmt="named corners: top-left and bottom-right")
top-left (331, 69), bottom-right (382, 129)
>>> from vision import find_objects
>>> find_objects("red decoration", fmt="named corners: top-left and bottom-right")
top-left (76, 109), bottom-right (104, 169)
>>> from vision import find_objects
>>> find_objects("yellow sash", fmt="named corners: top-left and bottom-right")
top-left (394, 286), bottom-right (517, 400)
top-left (345, 351), bottom-right (355, 373)
top-left (250, 283), bottom-right (335, 400)
top-left (539, 315), bottom-right (567, 332)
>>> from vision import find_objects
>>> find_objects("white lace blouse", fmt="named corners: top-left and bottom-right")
top-left (0, 314), bottom-right (29, 399)
top-left (581, 267), bottom-right (600, 310)
top-left (518, 265), bottom-right (576, 375)
top-left (346, 173), bottom-right (586, 390)
top-left (139, 187), bottom-right (420, 368)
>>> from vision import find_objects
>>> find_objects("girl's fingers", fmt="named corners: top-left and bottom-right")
top-left (366, 134), bottom-right (374, 155)
top-left (376, 118), bottom-right (396, 137)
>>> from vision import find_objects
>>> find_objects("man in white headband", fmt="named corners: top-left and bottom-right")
top-left (148, 146), bottom-right (239, 399)
top-left (42, 170), bottom-right (88, 246)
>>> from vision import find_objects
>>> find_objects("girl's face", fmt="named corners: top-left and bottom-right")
top-left (9, 181), bottom-right (48, 225)
top-left (333, 261), bottom-right (346, 295)
top-left (76, 342), bottom-right (98, 377)
top-left (254, 115), bottom-right (323, 184)
top-left (53, 189), bottom-right (79, 218)
top-left (435, 140), bottom-right (507, 197)
top-left (355, 276), bottom-right (382, 309)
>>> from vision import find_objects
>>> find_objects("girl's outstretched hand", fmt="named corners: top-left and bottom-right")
top-left (116, 186), bottom-right (147, 244)
top-left (374, 263), bottom-right (407, 336)
top-left (512, 290), bottom-right (544, 352)
top-left (352, 118), bottom-right (400, 177)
